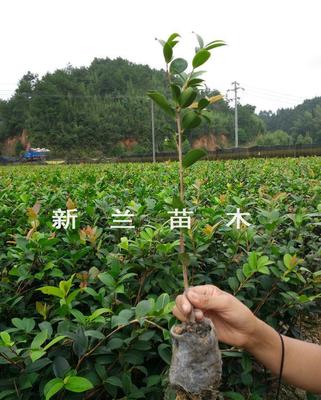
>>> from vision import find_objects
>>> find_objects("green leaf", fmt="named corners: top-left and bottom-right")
top-left (170, 58), bottom-right (188, 74)
top-left (205, 40), bottom-right (226, 50)
top-left (228, 277), bottom-right (239, 292)
top-left (107, 337), bottom-right (123, 350)
top-left (0, 390), bottom-right (16, 400)
top-left (31, 329), bottom-right (48, 349)
top-left (192, 49), bottom-right (211, 68)
top-left (182, 148), bottom-right (207, 168)
top-left (43, 335), bottom-right (66, 351)
top-left (182, 111), bottom-right (202, 130)
top-left (167, 32), bottom-right (180, 46)
top-left (64, 376), bottom-right (94, 393)
top-left (198, 98), bottom-right (210, 110)
top-left (30, 349), bottom-right (46, 362)
top-left (283, 254), bottom-right (293, 269)
top-left (147, 91), bottom-right (175, 117)
top-left (186, 78), bottom-right (204, 88)
top-left (111, 309), bottom-right (134, 328)
top-left (37, 286), bottom-right (64, 298)
top-left (0, 331), bottom-right (14, 346)
top-left (98, 272), bottom-right (116, 287)
top-left (53, 356), bottom-right (71, 378)
top-left (158, 343), bottom-right (171, 364)
top-left (26, 357), bottom-right (52, 373)
top-left (73, 327), bottom-right (88, 357)
top-left (135, 300), bottom-right (152, 318)
top-left (44, 378), bottom-right (64, 400)
top-left (88, 307), bottom-right (112, 322)
top-left (70, 309), bottom-right (86, 324)
top-left (193, 32), bottom-right (204, 49)
top-left (155, 293), bottom-right (170, 311)
top-left (106, 376), bottom-right (123, 387)
top-left (248, 252), bottom-right (258, 270)
top-left (163, 42), bottom-right (173, 63)
top-left (147, 374), bottom-right (161, 387)
top-left (179, 87), bottom-right (197, 108)
top-left (11, 317), bottom-right (35, 333)
top-left (171, 84), bottom-right (181, 103)
top-left (242, 263), bottom-right (253, 278)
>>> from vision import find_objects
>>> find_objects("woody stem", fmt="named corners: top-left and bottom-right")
top-left (176, 110), bottom-right (194, 323)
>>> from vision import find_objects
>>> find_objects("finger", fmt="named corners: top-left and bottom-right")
top-left (194, 308), bottom-right (204, 320)
top-left (176, 294), bottom-right (192, 315)
top-left (172, 305), bottom-right (188, 322)
top-left (186, 286), bottom-right (230, 311)
top-left (188, 284), bottom-right (221, 296)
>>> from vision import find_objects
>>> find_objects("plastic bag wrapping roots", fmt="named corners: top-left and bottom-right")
top-left (169, 318), bottom-right (222, 397)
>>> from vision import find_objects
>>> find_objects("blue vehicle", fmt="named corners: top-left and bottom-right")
top-left (22, 148), bottom-right (50, 162)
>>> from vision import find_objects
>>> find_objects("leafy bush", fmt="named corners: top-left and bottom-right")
top-left (0, 157), bottom-right (320, 399)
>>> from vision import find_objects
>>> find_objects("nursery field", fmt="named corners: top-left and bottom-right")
top-left (0, 157), bottom-right (321, 400)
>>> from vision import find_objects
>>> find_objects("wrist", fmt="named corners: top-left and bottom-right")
top-left (243, 317), bottom-right (277, 354)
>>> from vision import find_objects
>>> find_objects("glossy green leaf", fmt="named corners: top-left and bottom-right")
top-left (179, 87), bottom-right (197, 108)
top-left (155, 293), bottom-right (170, 311)
top-left (73, 327), bottom-right (88, 357)
top-left (44, 378), bottom-right (64, 400)
top-left (186, 78), bottom-right (204, 88)
top-left (205, 40), bottom-right (226, 50)
top-left (53, 356), bottom-right (71, 378)
top-left (163, 42), bottom-right (173, 63)
top-left (198, 98), bottom-right (210, 110)
top-left (182, 148), bottom-right (207, 168)
top-left (37, 286), bottom-right (64, 298)
top-left (30, 349), bottom-right (46, 362)
top-left (98, 272), bottom-right (115, 287)
top-left (64, 376), bottom-right (94, 393)
top-left (106, 376), bottom-right (123, 387)
top-left (169, 58), bottom-right (188, 74)
top-left (192, 49), bottom-right (211, 68)
top-left (167, 32), bottom-right (180, 45)
top-left (43, 335), bottom-right (66, 351)
top-left (147, 91), bottom-right (175, 117)
top-left (135, 300), bottom-right (152, 318)
top-left (31, 329), bottom-right (48, 349)
top-left (182, 111), bottom-right (202, 130)
top-left (11, 318), bottom-right (35, 333)
top-left (158, 343), bottom-right (171, 364)
top-left (193, 32), bottom-right (204, 49)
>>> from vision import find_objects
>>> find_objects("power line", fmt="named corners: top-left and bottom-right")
top-left (241, 83), bottom-right (306, 100)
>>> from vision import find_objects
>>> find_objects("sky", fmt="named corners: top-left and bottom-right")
top-left (0, 0), bottom-right (320, 112)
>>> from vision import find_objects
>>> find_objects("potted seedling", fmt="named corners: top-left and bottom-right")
top-left (147, 33), bottom-right (226, 399)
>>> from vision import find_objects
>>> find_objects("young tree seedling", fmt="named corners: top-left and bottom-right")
top-left (147, 32), bottom-right (225, 318)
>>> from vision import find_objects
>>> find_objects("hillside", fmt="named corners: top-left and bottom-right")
top-left (0, 57), bottom-right (320, 157)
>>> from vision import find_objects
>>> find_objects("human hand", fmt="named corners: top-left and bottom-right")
top-left (173, 284), bottom-right (259, 349)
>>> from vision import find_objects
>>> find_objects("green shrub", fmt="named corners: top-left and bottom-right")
top-left (0, 158), bottom-right (320, 399)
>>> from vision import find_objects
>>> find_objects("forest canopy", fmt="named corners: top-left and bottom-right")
top-left (0, 57), bottom-right (320, 157)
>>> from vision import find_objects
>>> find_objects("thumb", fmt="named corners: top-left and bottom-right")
top-left (186, 287), bottom-right (229, 311)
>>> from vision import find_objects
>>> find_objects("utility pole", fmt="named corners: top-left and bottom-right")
top-left (151, 99), bottom-right (156, 163)
top-left (227, 81), bottom-right (244, 148)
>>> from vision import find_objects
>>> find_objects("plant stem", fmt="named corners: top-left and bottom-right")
top-left (176, 109), bottom-right (195, 323)
top-left (176, 110), bottom-right (189, 291)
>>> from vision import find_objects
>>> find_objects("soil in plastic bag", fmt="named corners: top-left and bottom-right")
top-left (169, 318), bottom-right (222, 399)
